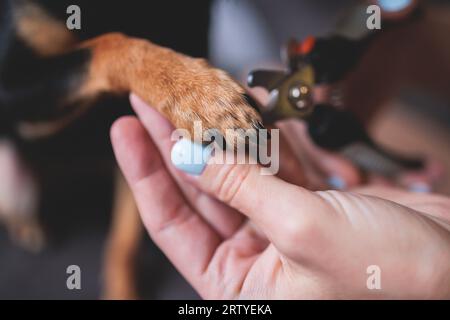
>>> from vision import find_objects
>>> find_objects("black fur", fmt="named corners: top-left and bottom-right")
top-left (1, 45), bottom-right (92, 122)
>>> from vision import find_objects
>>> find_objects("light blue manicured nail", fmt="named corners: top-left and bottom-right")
top-left (378, 0), bottom-right (412, 12)
top-left (408, 182), bottom-right (431, 193)
top-left (327, 175), bottom-right (347, 190)
top-left (171, 138), bottom-right (213, 176)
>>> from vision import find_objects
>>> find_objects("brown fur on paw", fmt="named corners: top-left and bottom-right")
top-left (162, 60), bottom-right (264, 145)
top-left (82, 34), bottom-right (264, 144)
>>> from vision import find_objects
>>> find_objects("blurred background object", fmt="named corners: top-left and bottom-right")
top-left (210, 0), bottom-right (450, 192)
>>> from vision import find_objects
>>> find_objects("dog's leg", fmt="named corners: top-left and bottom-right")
top-left (10, 32), bottom-right (263, 142)
top-left (80, 33), bottom-right (263, 140)
top-left (0, 139), bottom-right (44, 252)
top-left (102, 169), bottom-right (142, 300)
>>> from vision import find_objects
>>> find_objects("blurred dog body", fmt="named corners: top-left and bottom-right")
top-left (0, 0), bottom-right (222, 299)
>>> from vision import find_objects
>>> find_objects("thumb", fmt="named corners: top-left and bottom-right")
top-left (171, 138), bottom-right (330, 247)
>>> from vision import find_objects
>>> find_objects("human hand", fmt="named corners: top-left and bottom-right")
top-left (110, 94), bottom-right (450, 299)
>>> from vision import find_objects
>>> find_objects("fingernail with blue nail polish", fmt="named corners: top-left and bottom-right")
top-left (378, 0), bottom-right (412, 12)
top-left (327, 175), bottom-right (347, 190)
top-left (171, 138), bottom-right (213, 176)
top-left (408, 182), bottom-right (431, 193)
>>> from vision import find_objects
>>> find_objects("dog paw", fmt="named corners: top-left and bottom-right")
top-left (85, 34), bottom-right (265, 145)
top-left (163, 58), bottom-right (264, 144)
top-left (128, 43), bottom-right (265, 145)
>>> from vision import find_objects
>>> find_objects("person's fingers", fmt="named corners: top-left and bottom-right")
top-left (129, 94), bottom-right (245, 238)
top-left (353, 184), bottom-right (450, 222)
top-left (272, 127), bottom-right (308, 186)
top-left (374, 0), bottom-right (418, 20)
top-left (397, 158), bottom-right (445, 193)
top-left (278, 120), bottom-right (362, 189)
top-left (128, 94), bottom-right (333, 261)
top-left (110, 116), bottom-right (222, 293)
top-left (171, 142), bottom-right (333, 258)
